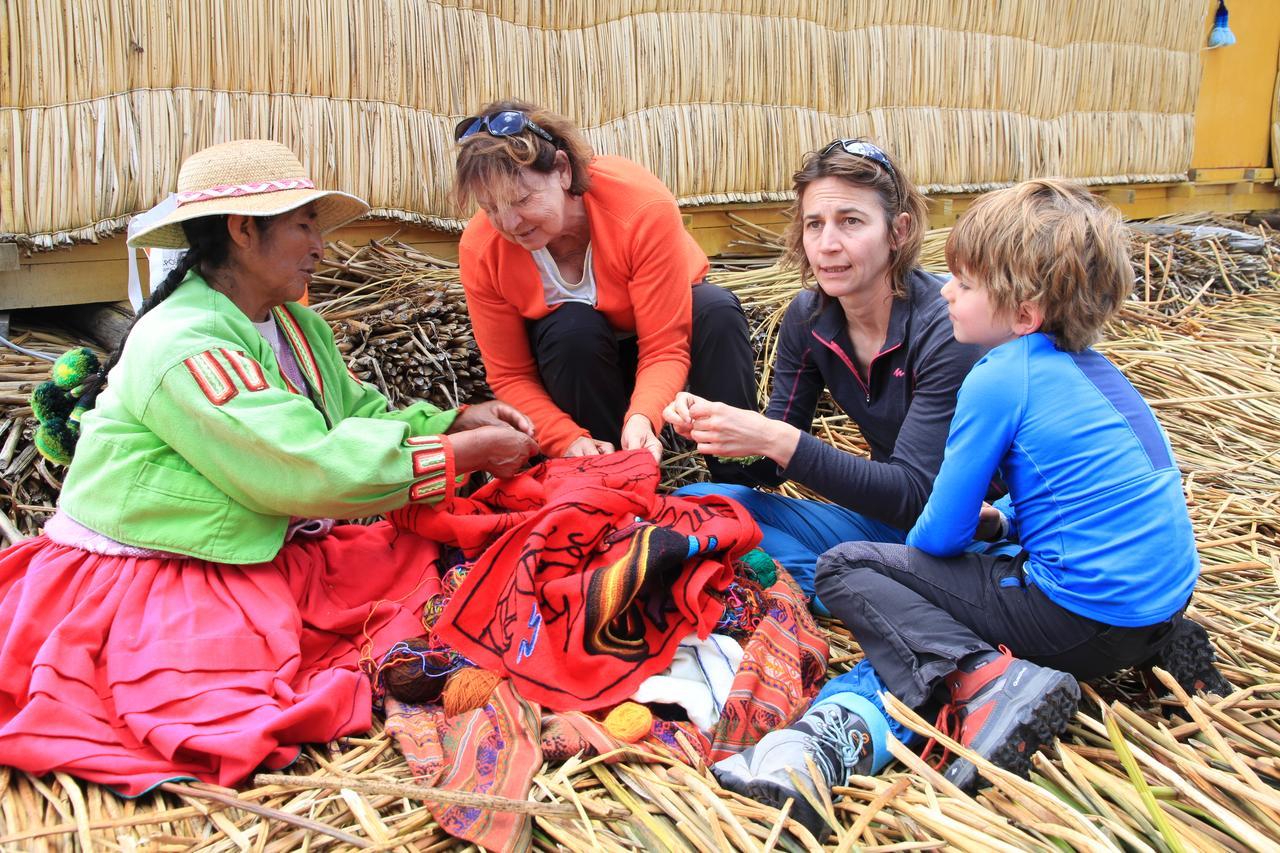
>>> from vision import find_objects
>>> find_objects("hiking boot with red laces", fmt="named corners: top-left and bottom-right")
top-left (938, 647), bottom-right (1080, 792)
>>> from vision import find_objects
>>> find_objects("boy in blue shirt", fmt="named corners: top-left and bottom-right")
top-left (715, 179), bottom-right (1227, 835)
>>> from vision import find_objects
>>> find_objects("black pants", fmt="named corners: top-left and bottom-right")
top-left (814, 541), bottom-right (1184, 708)
top-left (528, 283), bottom-right (757, 479)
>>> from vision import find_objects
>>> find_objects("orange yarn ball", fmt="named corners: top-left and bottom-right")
top-left (603, 702), bottom-right (653, 743)
top-left (441, 667), bottom-right (502, 717)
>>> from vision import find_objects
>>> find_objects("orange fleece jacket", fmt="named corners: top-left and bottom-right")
top-left (458, 155), bottom-right (710, 456)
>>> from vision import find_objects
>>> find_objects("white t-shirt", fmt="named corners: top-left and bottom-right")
top-left (532, 244), bottom-right (597, 308)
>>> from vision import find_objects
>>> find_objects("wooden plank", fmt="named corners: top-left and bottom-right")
top-left (0, 260), bottom-right (130, 310)
top-left (1187, 167), bottom-right (1277, 184)
top-left (1191, 1), bottom-right (1280, 171)
top-left (0, 243), bottom-right (17, 272)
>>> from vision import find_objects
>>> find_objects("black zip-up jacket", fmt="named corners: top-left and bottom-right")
top-left (759, 269), bottom-right (982, 531)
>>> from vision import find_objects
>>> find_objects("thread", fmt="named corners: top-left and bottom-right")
top-left (375, 637), bottom-right (462, 704)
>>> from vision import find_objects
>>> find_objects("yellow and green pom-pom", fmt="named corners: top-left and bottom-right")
top-left (30, 381), bottom-right (75, 425)
top-left (51, 347), bottom-right (101, 393)
top-left (34, 419), bottom-right (79, 466)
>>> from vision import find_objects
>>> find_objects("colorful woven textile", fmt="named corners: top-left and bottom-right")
top-left (385, 682), bottom-right (540, 852)
top-left (391, 451), bottom-right (760, 711)
top-left (709, 566), bottom-right (830, 761)
top-left (384, 688), bottom-right (708, 851)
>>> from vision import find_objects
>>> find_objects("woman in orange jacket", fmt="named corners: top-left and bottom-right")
top-left (453, 100), bottom-right (757, 478)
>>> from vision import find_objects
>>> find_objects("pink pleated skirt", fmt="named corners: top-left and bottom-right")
top-left (0, 522), bottom-right (440, 795)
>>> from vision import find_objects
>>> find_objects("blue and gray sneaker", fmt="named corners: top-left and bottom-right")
top-left (712, 702), bottom-right (875, 841)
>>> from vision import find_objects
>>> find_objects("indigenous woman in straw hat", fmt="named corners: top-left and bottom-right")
top-left (0, 140), bottom-right (538, 793)
top-left (666, 139), bottom-right (1009, 605)
top-left (453, 100), bottom-right (759, 480)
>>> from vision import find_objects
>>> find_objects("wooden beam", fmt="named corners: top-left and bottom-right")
top-left (0, 244), bottom-right (18, 272)
top-left (1187, 166), bottom-right (1276, 184)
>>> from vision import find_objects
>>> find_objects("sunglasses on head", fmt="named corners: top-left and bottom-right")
top-left (454, 110), bottom-right (558, 147)
top-left (819, 139), bottom-right (897, 179)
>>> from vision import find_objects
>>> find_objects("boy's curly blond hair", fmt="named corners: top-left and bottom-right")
top-left (946, 179), bottom-right (1132, 351)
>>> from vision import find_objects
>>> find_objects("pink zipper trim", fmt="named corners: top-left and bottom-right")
top-left (810, 332), bottom-right (903, 400)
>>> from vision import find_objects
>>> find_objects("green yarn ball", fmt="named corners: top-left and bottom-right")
top-left (51, 347), bottom-right (101, 393)
top-left (34, 420), bottom-right (78, 466)
top-left (739, 547), bottom-right (778, 588)
top-left (30, 381), bottom-right (74, 425)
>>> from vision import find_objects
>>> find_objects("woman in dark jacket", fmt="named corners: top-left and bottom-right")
top-left (667, 139), bottom-right (996, 602)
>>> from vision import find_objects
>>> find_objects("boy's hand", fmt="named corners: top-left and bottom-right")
top-left (976, 503), bottom-right (1008, 541)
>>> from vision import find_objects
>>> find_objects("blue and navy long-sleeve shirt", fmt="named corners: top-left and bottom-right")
top-left (907, 332), bottom-right (1198, 627)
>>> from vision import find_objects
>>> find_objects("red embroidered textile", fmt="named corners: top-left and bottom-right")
top-left (0, 522), bottom-right (441, 795)
top-left (392, 451), bottom-right (760, 711)
top-left (710, 567), bottom-right (830, 760)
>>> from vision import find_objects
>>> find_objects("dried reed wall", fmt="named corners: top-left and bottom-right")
top-left (2, 0), bottom-right (1206, 246)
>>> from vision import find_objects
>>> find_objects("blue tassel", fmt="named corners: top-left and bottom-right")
top-left (1208, 0), bottom-right (1236, 48)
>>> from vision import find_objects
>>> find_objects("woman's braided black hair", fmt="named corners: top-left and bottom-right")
top-left (77, 213), bottom-right (273, 410)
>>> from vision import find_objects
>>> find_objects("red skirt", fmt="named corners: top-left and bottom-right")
top-left (0, 522), bottom-right (441, 795)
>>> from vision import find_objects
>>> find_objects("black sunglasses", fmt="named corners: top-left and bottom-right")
top-left (819, 138), bottom-right (897, 179)
top-left (454, 110), bottom-right (558, 147)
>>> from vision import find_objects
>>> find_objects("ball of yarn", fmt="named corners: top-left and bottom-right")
top-left (603, 702), bottom-right (653, 743)
top-left (378, 637), bottom-right (448, 704)
top-left (51, 347), bottom-right (101, 392)
top-left (739, 548), bottom-right (777, 588)
top-left (441, 667), bottom-right (502, 717)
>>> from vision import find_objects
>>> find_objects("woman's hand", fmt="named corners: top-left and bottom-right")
top-left (662, 392), bottom-right (700, 439)
top-left (564, 435), bottom-right (614, 457)
top-left (449, 399), bottom-right (535, 437)
top-left (620, 414), bottom-right (662, 463)
top-left (450, 425), bottom-right (540, 479)
top-left (683, 398), bottom-right (801, 466)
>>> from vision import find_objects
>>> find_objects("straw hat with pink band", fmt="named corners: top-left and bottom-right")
top-left (127, 139), bottom-right (369, 250)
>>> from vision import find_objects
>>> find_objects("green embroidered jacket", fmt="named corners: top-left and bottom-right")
top-left (59, 273), bottom-right (458, 563)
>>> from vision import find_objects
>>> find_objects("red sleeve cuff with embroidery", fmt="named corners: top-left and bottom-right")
top-left (406, 434), bottom-right (456, 506)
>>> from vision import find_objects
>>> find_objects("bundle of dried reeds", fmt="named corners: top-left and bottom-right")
top-left (310, 241), bottom-right (486, 412)
top-left (2, 0), bottom-right (1205, 245)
